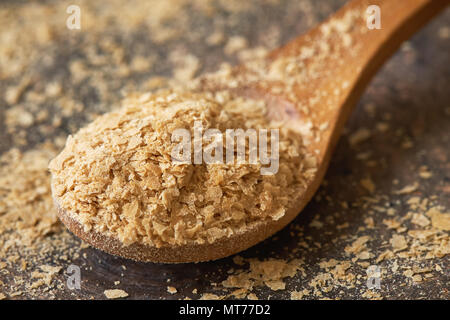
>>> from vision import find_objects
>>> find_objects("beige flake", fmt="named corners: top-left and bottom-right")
top-left (104, 289), bottom-right (129, 299)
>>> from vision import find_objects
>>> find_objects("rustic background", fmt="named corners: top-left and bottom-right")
top-left (0, 0), bottom-right (449, 299)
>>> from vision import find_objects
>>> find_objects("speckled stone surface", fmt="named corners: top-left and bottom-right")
top-left (0, 0), bottom-right (448, 299)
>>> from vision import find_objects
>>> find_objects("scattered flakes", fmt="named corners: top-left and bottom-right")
top-left (104, 289), bottom-right (129, 299)
top-left (411, 213), bottom-right (430, 227)
top-left (427, 207), bottom-right (450, 231)
top-left (383, 218), bottom-right (402, 230)
top-left (222, 258), bottom-right (301, 292)
top-left (401, 138), bottom-right (414, 149)
top-left (375, 122), bottom-right (389, 132)
top-left (345, 236), bottom-right (370, 255)
top-left (229, 288), bottom-right (247, 298)
top-left (200, 293), bottom-right (223, 300)
top-left (233, 256), bottom-right (245, 266)
top-left (390, 234), bottom-right (408, 252)
top-left (40, 265), bottom-right (62, 275)
top-left (5, 106), bottom-right (34, 128)
top-left (357, 251), bottom-right (371, 260)
top-left (387, 208), bottom-right (397, 216)
top-left (167, 286), bottom-right (177, 294)
top-left (29, 279), bottom-right (46, 290)
top-left (319, 259), bottom-right (339, 269)
top-left (395, 182), bottom-right (419, 195)
top-left (290, 289), bottom-right (310, 300)
top-left (206, 31), bottom-right (225, 46)
top-left (10, 291), bottom-right (23, 298)
top-left (403, 269), bottom-right (414, 277)
top-left (376, 250), bottom-right (394, 263)
top-left (391, 261), bottom-right (399, 273)
top-left (438, 26), bottom-right (449, 39)
top-left (418, 166), bottom-right (433, 179)
top-left (5, 77), bottom-right (32, 105)
top-left (360, 177), bottom-right (375, 193)
top-left (170, 52), bottom-right (200, 82)
top-left (412, 274), bottom-right (422, 282)
top-left (130, 55), bottom-right (154, 72)
top-left (408, 229), bottom-right (436, 240)
top-left (247, 293), bottom-right (258, 300)
top-left (45, 82), bottom-right (63, 97)
top-left (361, 290), bottom-right (382, 300)
top-left (348, 128), bottom-right (371, 146)
top-left (364, 217), bottom-right (375, 228)
top-left (224, 36), bottom-right (248, 55)
top-left (407, 196), bottom-right (421, 206)
top-left (309, 219), bottom-right (324, 229)
top-left (265, 280), bottom-right (285, 291)
top-left (28, 265), bottom-right (63, 289)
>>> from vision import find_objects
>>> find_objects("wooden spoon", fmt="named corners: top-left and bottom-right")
top-left (55, 0), bottom-right (448, 263)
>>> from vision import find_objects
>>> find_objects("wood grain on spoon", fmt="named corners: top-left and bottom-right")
top-left (56, 0), bottom-right (448, 263)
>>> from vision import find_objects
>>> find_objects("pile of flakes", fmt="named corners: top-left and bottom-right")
top-left (49, 90), bottom-right (317, 247)
top-left (222, 256), bottom-right (303, 292)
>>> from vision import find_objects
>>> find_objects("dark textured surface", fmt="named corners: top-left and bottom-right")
top-left (0, 0), bottom-right (449, 299)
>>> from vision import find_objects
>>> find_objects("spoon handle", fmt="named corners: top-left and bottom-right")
top-left (269, 0), bottom-right (448, 108)
top-left (330, 0), bottom-right (448, 112)
top-left (272, 0), bottom-right (448, 67)
top-left (263, 0), bottom-right (447, 158)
